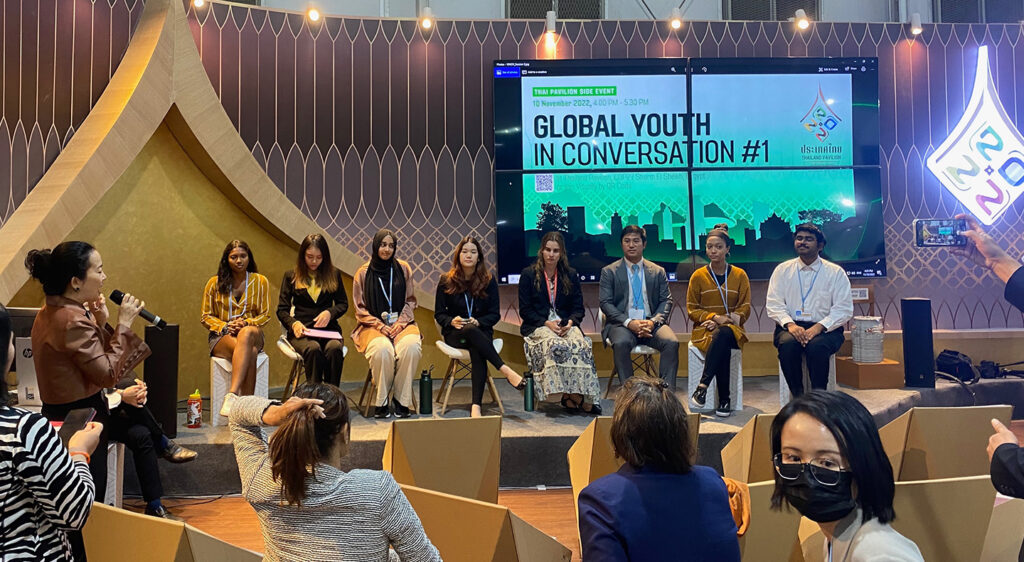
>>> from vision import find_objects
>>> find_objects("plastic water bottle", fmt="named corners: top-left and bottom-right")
top-left (524, 372), bottom-right (535, 412)
top-left (186, 389), bottom-right (202, 428)
top-left (419, 368), bottom-right (433, 415)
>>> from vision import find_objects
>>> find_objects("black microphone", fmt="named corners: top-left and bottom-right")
top-left (109, 290), bottom-right (167, 329)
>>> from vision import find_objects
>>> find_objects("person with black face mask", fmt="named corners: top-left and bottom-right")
top-left (770, 391), bottom-right (923, 562)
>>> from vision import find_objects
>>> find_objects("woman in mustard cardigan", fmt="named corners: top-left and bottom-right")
top-left (687, 227), bottom-right (750, 417)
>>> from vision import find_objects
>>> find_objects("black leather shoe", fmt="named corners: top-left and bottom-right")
top-left (374, 405), bottom-right (392, 419)
top-left (145, 504), bottom-right (185, 522)
top-left (583, 402), bottom-right (602, 416)
top-left (393, 398), bottom-right (411, 418)
top-left (161, 441), bottom-right (198, 464)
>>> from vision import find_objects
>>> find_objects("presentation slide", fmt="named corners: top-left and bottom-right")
top-left (690, 73), bottom-right (854, 168)
top-left (521, 74), bottom-right (689, 170)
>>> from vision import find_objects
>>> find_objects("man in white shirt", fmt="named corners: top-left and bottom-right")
top-left (599, 225), bottom-right (679, 389)
top-left (766, 223), bottom-right (853, 397)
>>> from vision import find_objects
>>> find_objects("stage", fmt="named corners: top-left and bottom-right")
top-left (120, 376), bottom-right (1024, 498)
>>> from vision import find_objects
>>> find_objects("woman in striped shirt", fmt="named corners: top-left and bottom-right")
top-left (0, 304), bottom-right (103, 561)
top-left (201, 240), bottom-right (271, 416)
top-left (229, 383), bottom-right (441, 562)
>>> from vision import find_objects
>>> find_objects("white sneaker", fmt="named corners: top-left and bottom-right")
top-left (220, 392), bottom-right (238, 417)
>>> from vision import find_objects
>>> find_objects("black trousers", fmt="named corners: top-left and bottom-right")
top-left (699, 328), bottom-right (739, 402)
top-left (288, 335), bottom-right (345, 386)
top-left (444, 325), bottom-right (504, 405)
top-left (773, 321), bottom-right (844, 397)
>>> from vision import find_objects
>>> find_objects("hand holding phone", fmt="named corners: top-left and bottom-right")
top-left (57, 408), bottom-right (96, 448)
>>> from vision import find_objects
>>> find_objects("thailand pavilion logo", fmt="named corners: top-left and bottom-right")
top-left (926, 46), bottom-right (1024, 225)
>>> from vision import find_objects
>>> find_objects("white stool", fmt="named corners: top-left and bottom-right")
top-left (211, 352), bottom-right (269, 427)
top-left (779, 354), bottom-right (837, 406)
top-left (686, 341), bottom-right (743, 413)
top-left (104, 442), bottom-right (125, 508)
top-left (435, 338), bottom-right (505, 416)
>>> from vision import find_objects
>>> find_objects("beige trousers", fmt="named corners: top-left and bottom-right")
top-left (365, 334), bottom-right (421, 407)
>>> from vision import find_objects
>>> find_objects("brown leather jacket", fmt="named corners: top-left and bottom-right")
top-left (31, 295), bottom-right (151, 405)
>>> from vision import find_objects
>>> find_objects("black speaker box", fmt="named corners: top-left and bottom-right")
top-left (901, 298), bottom-right (935, 388)
top-left (145, 324), bottom-right (180, 438)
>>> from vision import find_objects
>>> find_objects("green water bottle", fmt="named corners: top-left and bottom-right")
top-left (524, 372), bottom-right (535, 412)
top-left (419, 367), bottom-right (433, 415)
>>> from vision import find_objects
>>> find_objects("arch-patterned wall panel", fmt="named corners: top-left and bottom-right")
top-left (1, 0), bottom-right (146, 226)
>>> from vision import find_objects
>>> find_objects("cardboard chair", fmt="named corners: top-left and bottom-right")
top-left (401, 484), bottom-right (571, 562)
top-left (567, 414), bottom-right (700, 544)
top-left (879, 405), bottom-right (1012, 481)
top-left (981, 498), bottom-right (1024, 562)
top-left (721, 413), bottom-right (777, 483)
top-left (739, 480), bottom-right (803, 562)
top-left (83, 502), bottom-right (261, 561)
top-left (383, 415), bottom-right (502, 503)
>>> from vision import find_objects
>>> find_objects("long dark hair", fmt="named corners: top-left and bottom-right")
top-left (0, 305), bottom-right (11, 408)
top-left (268, 383), bottom-right (350, 506)
top-left (293, 234), bottom-right (339, 293)
top-left (216, 240), bottom-right (259, 295)
top-left (532, 231), bottom-right (573, 296)
top-left (770, 390), bottom-right (896, 524)
top-left (443, 236), bottom-right (492, 298)
top-left (24, 241), bottom-right (96, 296)
top-left (610, 377), bottom-right (694, 474)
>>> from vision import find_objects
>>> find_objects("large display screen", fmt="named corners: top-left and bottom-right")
top-left (493, 57), bottom-right (882, 282)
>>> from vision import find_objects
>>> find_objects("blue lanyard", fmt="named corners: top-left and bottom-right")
top-left (377, 267), bottom-right (393, 313)
top-left (464, 294), bottom-right (474, 319)
top-left (708, 265), bottom-right (729, 315)
top-left (628, 264), bottom-right (645, 310)
top-left (797, 264), bottom-right (821, 311)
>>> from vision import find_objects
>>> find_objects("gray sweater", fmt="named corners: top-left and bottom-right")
top-left (229, 396), bottom-right (441, 562)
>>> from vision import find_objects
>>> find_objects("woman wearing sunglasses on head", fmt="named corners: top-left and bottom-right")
top-left (770, 391), bottom-right (923, 562)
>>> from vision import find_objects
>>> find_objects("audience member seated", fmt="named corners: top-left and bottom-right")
top-left (518, 232), bottom-right (600, 414)
top-left (766, 224), bottom-right (853, 398)
top-left (229, 384), bottom-right (441, 561)
top-left (578, 377), bottom-right (740, 561)
top-left (687, 227), bottom-right (750, 417)
top-left (434, 236), bottom-right (524, 417)
top-left (277, 234), bottom-right (348, 387)
top-left (0, 304), bottom-right (103, 562)
top-left (201, 240), bottom-right (271, 416)
top-left (598, 225), bottom-right (679, 390)
top-left (352, 229), bottom-right (421, 419)
top-left (771, 391), bottom-right (923, 561)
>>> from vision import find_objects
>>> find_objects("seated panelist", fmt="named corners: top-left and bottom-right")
top-left (277, 234), bottom-right (348, 387)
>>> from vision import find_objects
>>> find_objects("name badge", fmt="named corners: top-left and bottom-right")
top-left (794, 310), bottom-right (812, 320)
top-left (628, 308), bottom-right (645, 321)
top-left (382, 312), bottom-right (399, 326)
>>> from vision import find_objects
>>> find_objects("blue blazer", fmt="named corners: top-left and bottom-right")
top-left (578, 464), bottom-right (740, 562)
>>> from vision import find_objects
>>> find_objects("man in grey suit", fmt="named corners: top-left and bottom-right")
top-left (599, 225), bottom-right (680, 389)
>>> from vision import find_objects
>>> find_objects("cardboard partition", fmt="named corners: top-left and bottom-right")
top-left (738, 480), bottom-right (803, 562)
top-left (879, 405), bottom-right (1012, 481)
top-left (981, 498), bottom-right (1024, 562)
top-left (83, 502), bottom-right (260, 561)
top-left (401, 484), bottom-right (571, 562)
top-left (890, 475), bottom-right (995, 562)
top-left (721, 413), bottom-right (777, 483)
top-left (383, 415), bottom-right (502, 503)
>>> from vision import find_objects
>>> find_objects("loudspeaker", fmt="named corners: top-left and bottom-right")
top-left (901, 298), bottom-right (935, 388)
top-left (144, 324), bottom-right (179, 438)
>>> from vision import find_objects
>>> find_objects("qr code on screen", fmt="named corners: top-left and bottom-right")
top-left (534, 174), bottom-right (554, 193)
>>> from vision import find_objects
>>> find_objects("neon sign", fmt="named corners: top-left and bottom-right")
top-left (926, 46), bottom-right (1024, 225)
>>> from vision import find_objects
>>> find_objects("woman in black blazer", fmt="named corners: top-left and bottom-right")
top-left (434, 236), bottom-right (524, 417)
top-left (519, 232), bottom-right (601, 414)
top-left (277, 234), bottom-right (349, 385)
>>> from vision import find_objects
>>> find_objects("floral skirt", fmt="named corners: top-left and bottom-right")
top-left (524, 327), bottom-right (600, 403)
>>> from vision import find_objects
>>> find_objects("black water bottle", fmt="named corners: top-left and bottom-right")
top-left (419, 367), bottom-right (433, 415)
top-left (524, 372), bottom-right (535, 412)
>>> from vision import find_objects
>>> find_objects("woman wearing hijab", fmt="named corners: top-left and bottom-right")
top-left (352, 230), bottom-right (422, 418)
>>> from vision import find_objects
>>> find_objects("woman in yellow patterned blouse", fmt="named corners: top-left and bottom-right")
top-left (687, 227), bottom-right (750, 417)
top-left (201, 240), bottom-right (271, 416)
